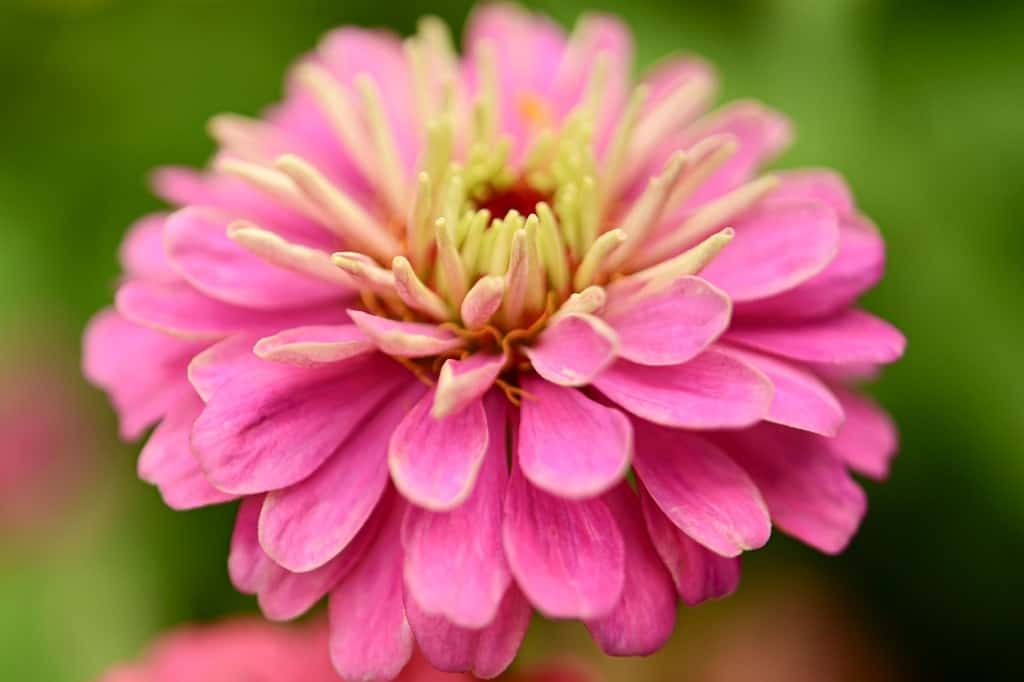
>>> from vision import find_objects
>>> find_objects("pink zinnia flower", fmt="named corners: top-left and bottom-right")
top-left (98, 618), bottom-right (594, 682)
top-left (84, 3), bottom-right (904, 679)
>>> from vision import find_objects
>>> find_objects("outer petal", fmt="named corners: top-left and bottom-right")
top-left (138, 390), bottom-right (235, 510)
top-left (825, 386), bottom-right (898, 480)
top-left (254, 324), bottom-right (374, 367)
top-left (259, 382), bottom-right (427, 572)
top-left (603, 275), bottom-right (731, 366)
top-left (389, 388), bottom-right (489, 511)
top-left (719, 424), bottom-right (867, 554)
top-left (187, 333), bottom-right (264, 402)
top-left (192, 355), bottom-right (406, 494)
top-left (83, 309), bottom-right (203, 439)
top-left (503, 461), bottom-right (626, 619)
top-left (523, 313), bottom-right (618, 387)
top-left (228, 495), bottom-right (271, 595)
top-left (433, 353), bottom-right (506, 418)
top-left (349, 310), bottom-right (464, 358)
top-left (328, 499), bottom-right (413, 682)
top-left (726, 309), bottom-right (906, 366)
top-left (700, 201), bottom-right (840, 303)
top-left (584, 485), bottom-right (677, 656)
top-left (719, 345), bottom-right (845, 437)
top-left (119, 212), bottom-right (173, 279)
top-left (640, 488), bottom-right (741, 606)
top-left (593, 349), bottom-right (773, 429)
top-left (518, 376), bottom-right (632, 499)
top-left (633, 424), bottom-right (770, 558)
top-left (402, 395), bottom-right (512, 629)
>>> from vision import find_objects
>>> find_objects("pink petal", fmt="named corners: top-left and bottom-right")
top-left (640, 488), bottom-right (741, 606)
top-left (700, 201), bottom-right (840, 302)
top-left (328, 499), bottom-right (413, 682)
top-left (192, 355), bottom-right (406, 494)
top-left (404, 585), bottom-right (531, 679)
top-left (164, 206), bottom-right (345, 310)
top-left (253, 324), bottom-right (374, 367)
top-left (349, 310), bottom-right (464, 358)
top-left (603, 275), bottom-right (731, 366)
top-left (726, 309), bottom-right (906, 366)
top-left (402, 395), bottom-right (511, 629)
top-left (228, 495), bottom-right (271, 595)
top-left (187, 333), bottom-right (264, 402)
top-left (389, 389), bottom-right (489, 511)
top-left (719, 345), bottom-right (845, 437)
top-left (523, 313), bottom-right (618, 387)
top-left (584, 485), bottom-right (677, 656)
top-left (433, 353), bottom-right (506, 418)
top-left (119, 213), bottom-right (173, 279)
top-left (632, 423), bottom-right (770, 557)
top-left (83, 309), bottom-right (203, 439)
top-left (259, 382), bottom-right (426, 572)
top-left (766, 169), bottom-right (855, 216)
top-left (518, 376), bottom-right (632, 499)
top-left (503, 460), bottom-right (625, 619)
top-left (825, 386), bottom-right (898, 480)
top-left (719, 424), bottom-right (867, 554)
top-left (138, 390), bottom-right (235, 510)
top-left (736, 213), bottom-right (886, 320)
top-left (593, 349), bottom-right (773, 429)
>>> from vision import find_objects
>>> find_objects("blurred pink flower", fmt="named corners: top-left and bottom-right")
top-left (98, 618), bottom-right (595, 682)
top-left (84, 3), bottom-right (903, 679)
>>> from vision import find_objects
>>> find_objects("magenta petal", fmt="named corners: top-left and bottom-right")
top-left (349, 310), bottom-right (464, 358)
top-left (584, 485), bottom-right (677, 656)
top-left (720, 345), bottom-right (845, 437)
top-left (138, 391), bottom-right (235, 510)
top-left (404, 585), bottom-right (532, 679)
top-left (720, 424), bottom-right (867, 554)
top-left (187, 333), bottom-right (264, 402)
top-left (402, 395), bottom-right (511, 628)
top-left (253, 324), bottom-right (374, 367)
top-left (523, 313), bottom-right (618, 386)
top-left (192, 356), bottom-right (405, 495)
top-left (390, 389), bottom-right (489, 511)
top-left (593, 349), bottom-right (773, 429)
top-left (726, 309), bottom-right (906, 366)
top-left (767, 169), bottom-right (855, 215)
top-left (825, 386), bottom-right (898, 480)
top-left (164, 206), bottom-right (344, 310)
top-left (518, 376), bottom-right (632, 499)
top-left (503, 461), bottom-right (626, 619)
top-left (640, 488), bottom-right (741, 605)
top-left (228, 495), bottom-right (271, 595)
top-left (119, 213), bottom-right (173, 279)
top-left (701, 201), bottom-right (840, 302)
top-left (433, 353), bottom-right (506, 418)
top-left (328, 500), bottom-right (413, 682)
top-left (259, 383), bottom-right (426, 572)
top-left (633, 423), bottom-right (770, 557)
top-left (604, 275), bottom-right (731, 366)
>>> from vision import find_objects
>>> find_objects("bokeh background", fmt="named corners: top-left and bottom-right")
top-left (1, 0), bottom-right (1022, 680)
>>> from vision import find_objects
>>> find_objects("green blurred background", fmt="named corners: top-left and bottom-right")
top-left (1, 0), bottom-right (1022, 680)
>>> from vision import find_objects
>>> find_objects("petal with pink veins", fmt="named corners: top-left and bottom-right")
top-left (403, 395), bottom-right (512, 629)
top-left (700, 201), bottom-right (840, 303)
top-left (328, 499), bottom-right (413, 682)
top-left (640, 488), bottom-right (741, 605)
top-left (632, 423), bottom-right (770, 557)
top-left (523, 313), bottom-right (618, 387)
top-left (259, 382), bottom-right (426, 572)
top-left (192, 355), bottom-right (406, 495)
top-left (518, 376), bottom-right (632, 499)
top-left (719, 424), bottom-right (867, 555)
top-left (389, 389), bottom-right (489, 511)
top-left (719, 345), bottom-right (845, 437)
top-left (433, 353), bottom-right (506, 418)
top-left (138, 390), bottom-right (236, 510)
top-left (503, 461), bottom-right (626, 619)
top-left (726, 309), bottom-right (906, 366)
top-left (825, 386), bottom-right (898, 480)
top-left (228, 495), bottom-right (271, 595)
top-left (603, 275), bottom-right (731, 366)
top-left (253, 324), bottom-right (374, 367)
top-left (349, 310), bottom-right (464, 358)
top-left (187, 333), bottom-right (265, 402)
top-left (584, 485), bottom-right (677, 656)
top-left (593, 349), bottom-right (773, 430)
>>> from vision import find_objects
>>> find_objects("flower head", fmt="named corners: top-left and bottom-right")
top-left (85, 3), bottom-right (904, 679)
